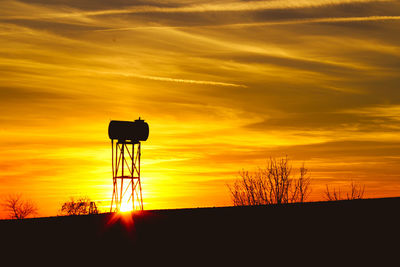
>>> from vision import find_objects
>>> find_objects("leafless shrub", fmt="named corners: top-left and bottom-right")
top-left (325, 181), bottom-right (365, 201)
top-left (324, 185), bottom-right (343, 201)
top-left (293, 164), bottom-right (312, 203)
top-left (2, 194), bottom-right (38, 219)
top-left (228, 157), bottom-right (312, 206)
top-left (59, 196), bottom-right (99, 216)
top-left (347, 181), bottom-right (365, 200)
top-left (228, 170), bottom-right (270, 206)
top-left (267, 157), bottom-right (292, 204)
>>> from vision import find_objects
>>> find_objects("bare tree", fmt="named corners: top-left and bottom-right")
top-left (59, 196), bottom-right (97, 216)
top-left (292, 163), bottom-right (311, 203)
top-left (228, 170), bottom-right (270, 206)
top-left (2, 194), bottom-right (38, 219)
top-left (325, 181), bottom-right (365, 201)
top-left (266, 157), bottom-right (292, 204)
top-left (347, 181), bottom-right (365, 200)
top-left (228, 157), bottom-right (312, 206)
top-left (324, 185), bottom-right (343, 201)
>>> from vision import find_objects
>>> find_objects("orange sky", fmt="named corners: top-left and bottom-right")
top-left (1, 0), bottom-right (400, 218)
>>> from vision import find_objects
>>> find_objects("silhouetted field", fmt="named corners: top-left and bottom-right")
top-left (1, 198), bottom-right (399, 264)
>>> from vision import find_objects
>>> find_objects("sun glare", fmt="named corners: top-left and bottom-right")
top-left (120, 202), bottom-right (133, 213)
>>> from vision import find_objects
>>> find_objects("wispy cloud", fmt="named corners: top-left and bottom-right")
top-left (83, 0), bottom-right (391, 15)
top-left (1, 0), bottom-right (391, 20)
top-left (92, 15), bottom-right (400, 32)
top-left (201, 15), bottom-right (400, 28)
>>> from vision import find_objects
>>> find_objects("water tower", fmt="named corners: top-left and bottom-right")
top-left (108, 118), bottom-right (149, 212)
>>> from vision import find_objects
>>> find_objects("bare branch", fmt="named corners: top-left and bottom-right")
top-left (59, 196), bottom-right (99, 216)
top-left (346, 181), bottom-right (365, 200)
top-left (325, 181), bottom-right (365, 201)
top-left (228, 157), bottom-right (311, 206)
top-left (2, 194), bottom-right (38, 219)
top-left (292, 164), bottom-right (311, 203)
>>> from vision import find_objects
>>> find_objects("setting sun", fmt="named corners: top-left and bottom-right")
top-left (119, 202), bottom-right (133, 213)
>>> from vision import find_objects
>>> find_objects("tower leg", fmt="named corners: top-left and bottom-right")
top-left (111, 141), bottom-right (143, 212)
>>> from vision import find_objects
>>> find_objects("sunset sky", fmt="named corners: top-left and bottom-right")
top-left (1, 0), bottom-right (400, 218)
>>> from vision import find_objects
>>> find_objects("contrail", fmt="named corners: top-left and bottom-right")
top-left (105, 71), bottom-right (247, 88)
top-left (130, 74), bottom-right (247, 88)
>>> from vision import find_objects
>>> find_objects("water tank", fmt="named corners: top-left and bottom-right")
top-left (108, 118), bottom-right (149, 142)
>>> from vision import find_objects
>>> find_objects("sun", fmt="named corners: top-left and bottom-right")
top-left (120, 202), bottom-right (133, 213)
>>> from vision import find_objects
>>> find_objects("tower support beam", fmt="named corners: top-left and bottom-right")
top-left (110, 140), bottom-right (143, 212)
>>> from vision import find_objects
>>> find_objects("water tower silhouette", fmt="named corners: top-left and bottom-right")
top-left (108, 118), bottom-right (149, 212)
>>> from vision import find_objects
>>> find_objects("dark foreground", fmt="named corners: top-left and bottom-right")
top-left (1, 198), bottom-right (399, 264)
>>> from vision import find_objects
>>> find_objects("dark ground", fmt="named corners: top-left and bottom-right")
top-left (1, 198), bottom-right (399, 264)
